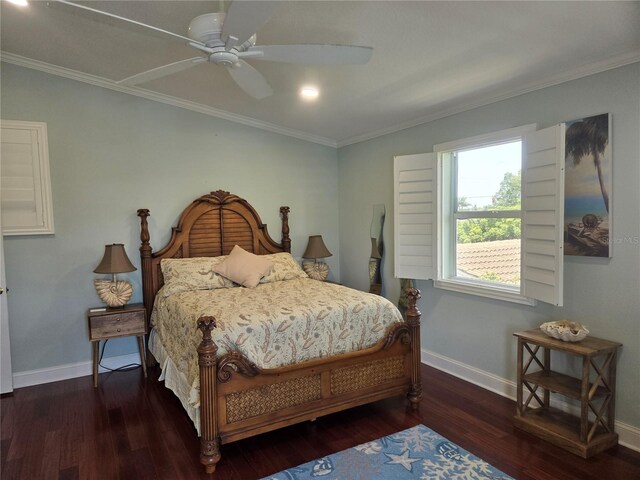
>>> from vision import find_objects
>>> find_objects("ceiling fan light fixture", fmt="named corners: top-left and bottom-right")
top-left (188, 13), bottom-right (226, 44)
top-left (6, 0), bottom-right (29, 6)
top-left (300, 86), bottom-right (319, 101)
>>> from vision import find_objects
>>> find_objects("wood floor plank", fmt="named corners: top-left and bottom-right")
top-left (0, 364), bottom-right (638, 479)
top-left (138, 405), bottom-right (181, 480)
top-left (78, 439), bottom-right (99, 480)
top-left (13, 417), bottom-right (47, 479)
top-left (0, 397), bottom-right (15, 441)
top-left (1, 459), bottom-right (22, 480)
top-left (57, 385), bottom-right (85, 471)
top-left (58, 466), bottom-right (80, 480)
top-left (40, 429), bottom-right (62, 480)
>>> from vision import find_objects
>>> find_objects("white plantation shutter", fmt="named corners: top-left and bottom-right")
top-left (522, 124), bottom-right (565, 306)
top-left (394, 153), bottom-right (436, 280)
top-left (1, 121), bottom-right (54, 235)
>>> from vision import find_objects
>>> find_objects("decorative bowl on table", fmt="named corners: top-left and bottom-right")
top-left (540, 320), bottom-right (589, 342)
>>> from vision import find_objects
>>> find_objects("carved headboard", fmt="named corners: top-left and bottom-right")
top-left (137, 190), bottom-right (291, 325)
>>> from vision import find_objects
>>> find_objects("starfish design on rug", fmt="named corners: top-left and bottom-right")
top-left (385, 449), bottom-right (420, 471)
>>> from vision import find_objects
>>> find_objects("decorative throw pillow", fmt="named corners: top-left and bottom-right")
top-left (260, 252), bottom-right (308, 284)
top-left (213, 245), bottom-right (274, 288)
top-left (161, 257), bottom-right (235, 291)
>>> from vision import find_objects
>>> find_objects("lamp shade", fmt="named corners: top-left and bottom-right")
top-left (302, 235), bottom-right (332, 259)
top-left (94, 244), bottom-right (137, 274)
top-left (370, 238), bottom-right (382, 259)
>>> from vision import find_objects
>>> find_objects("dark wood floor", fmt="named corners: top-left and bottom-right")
top-left (2, 364), bottom-right (639, 480)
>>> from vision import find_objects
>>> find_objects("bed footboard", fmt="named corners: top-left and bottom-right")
top-left (196, 288), bottom-right (422, 474)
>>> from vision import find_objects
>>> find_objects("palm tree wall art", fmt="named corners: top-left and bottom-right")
top-left (564, 113), bottom-right (611, 257)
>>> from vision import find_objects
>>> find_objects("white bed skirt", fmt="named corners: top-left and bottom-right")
top-left (149, 329), bottom-right (201, 435)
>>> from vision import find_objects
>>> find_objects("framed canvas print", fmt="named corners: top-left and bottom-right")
top-left (564, 113), bottom-right (611, 257)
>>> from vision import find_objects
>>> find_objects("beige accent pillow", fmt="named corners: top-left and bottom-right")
top-left (213, 245), bottom-right (274, 288)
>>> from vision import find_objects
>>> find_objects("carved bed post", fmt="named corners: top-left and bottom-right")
top-left (137, 209), bottom-right (157, 367)
top-left (280, 206), bottom-right (291, 253)
top-left (197, 316), bottom-right (221, 474)
top-left (406, 288), bottom-right (423, 409)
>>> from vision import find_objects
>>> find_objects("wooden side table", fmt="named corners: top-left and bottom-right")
top-left (88, 303), bottom-right (147, 387)
top-left (513, 329), bottom-right (622, 458)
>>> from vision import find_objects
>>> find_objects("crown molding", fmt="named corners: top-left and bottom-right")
top-left (0, 52), bottom-right (338, 148)
top-left (3, 50), bottom-right (638, 151)
top-left (337, 51), bottom-right (640, 148)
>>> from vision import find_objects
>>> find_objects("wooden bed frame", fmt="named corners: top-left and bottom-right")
top-left (137, 190), bottom-right (422, 474)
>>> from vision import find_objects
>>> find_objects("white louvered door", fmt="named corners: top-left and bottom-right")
top-left (522, 124), bottom-right (566, 306)
top-left (394, 153), bottom-right (437, 280)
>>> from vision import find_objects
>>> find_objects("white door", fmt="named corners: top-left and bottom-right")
top-left (0, 175), bottom-right (14, 394)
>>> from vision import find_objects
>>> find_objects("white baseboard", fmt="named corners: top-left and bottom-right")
top-left (10, 347), bottom-right (639, 452)
top-left (12, 353), bottom-right (142, 389)
top-left (421, 348), bottom-right (640, 453)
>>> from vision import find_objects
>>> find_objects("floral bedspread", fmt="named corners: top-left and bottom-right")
top-left (151, 278), bottom-right (403, 406)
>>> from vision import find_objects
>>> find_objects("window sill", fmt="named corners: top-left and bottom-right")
top-left (434, 278), bottom-right (536, 306)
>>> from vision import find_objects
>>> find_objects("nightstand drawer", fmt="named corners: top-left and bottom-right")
top-left (89, 310), bottom-right (145, 340)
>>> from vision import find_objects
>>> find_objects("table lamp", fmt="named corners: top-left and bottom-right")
top-left (93, 243), bottom-right (137, 308)
top-left (302, 235), bottom-right (332, 281)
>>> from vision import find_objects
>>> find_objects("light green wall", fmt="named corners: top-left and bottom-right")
top-left (3, 60), bottom-right (639, 430)
top-left (338, 63), bottom-right (640, 428)
top-left (1, 63), bottom-right (339, 372)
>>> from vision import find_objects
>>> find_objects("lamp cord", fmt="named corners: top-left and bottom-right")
top-left (98, 339), bottom-right (142, 372)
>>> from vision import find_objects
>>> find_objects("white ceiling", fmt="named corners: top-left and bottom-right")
top-left (2, 1), bottom-right (639, 147)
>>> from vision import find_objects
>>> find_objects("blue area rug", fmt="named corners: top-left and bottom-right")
top-left (262, 424), bottom-right (514, 480)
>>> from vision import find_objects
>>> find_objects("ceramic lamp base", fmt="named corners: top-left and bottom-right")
top-left (302, 261), bottom-right (329, 281)
top-left (94, 279), bottom-right (133, 307)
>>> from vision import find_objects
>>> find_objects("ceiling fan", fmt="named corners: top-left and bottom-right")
top-left (51, 0), bottom-right (373, 99)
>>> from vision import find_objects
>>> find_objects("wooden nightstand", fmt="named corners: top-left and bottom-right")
top-left (87, 303), bottom-right (147, 387)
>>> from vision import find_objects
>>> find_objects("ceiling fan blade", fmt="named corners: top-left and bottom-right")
top-left (226, 60), bottom-right (274, 100)
top-left (221, 1), bottom-right (279, 49)
top-left (117, 57), bottom-right (207, 86)
top-left (48, 0), bottom-right (206, 48)
top-left (246, 44), bottom-right (374, 65)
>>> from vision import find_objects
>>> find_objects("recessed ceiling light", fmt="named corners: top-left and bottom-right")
top-left (300, 86), bottom-right (319, 101)
top-left (6, 0), bottom-right (29, 6)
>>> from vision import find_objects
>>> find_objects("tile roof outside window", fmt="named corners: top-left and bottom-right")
top-left (457, 239), bottom-right (521, 285)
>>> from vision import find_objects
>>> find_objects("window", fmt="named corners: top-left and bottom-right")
top-left (437, 127), bottom-right (531, 302)
top-left (1, 120), bottom-right (54, 235)
top-left (394, 123), bottom-right (566, 306)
